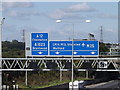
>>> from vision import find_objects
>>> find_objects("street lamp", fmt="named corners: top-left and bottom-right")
top-left (0, 17), bottom-right (5, 57)
top-left (56, 19), bottom-right (91, 89)
top-left (0, 17), bottom-right (5, 89)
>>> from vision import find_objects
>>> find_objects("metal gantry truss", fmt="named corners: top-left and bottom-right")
top-left (1, 58), bottom-right (120, 72)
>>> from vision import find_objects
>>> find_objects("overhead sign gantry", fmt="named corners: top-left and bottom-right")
top-left (30, 32), bottom-right (99, 56)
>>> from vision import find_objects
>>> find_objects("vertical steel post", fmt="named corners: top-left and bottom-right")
top-left (71, 23), bottom-right (74, 90)
top-left (0, 20), bottom-right (2, 90)
top-left (0, 18), bottom-right (5, 90)
top-left (25, 60), bottom-right (28, 86)
top-left (60, 69), bottom-right (62, 81)
top-left (25, 32), bottom-right (28, 86)
top-left (86, 70), bottom-right (89, 79)
top-left (25, 70), bottom-right (28, 86)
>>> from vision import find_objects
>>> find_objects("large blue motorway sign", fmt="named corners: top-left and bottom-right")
top-left (50, 41), bottom-right (99, 56)
top-left (31, 33), bottom-right (48, 55)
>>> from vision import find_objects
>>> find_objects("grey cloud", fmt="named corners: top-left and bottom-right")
top-left (65, 3), bottom-right (96, 12)
top-left (45, 9), bottom-right (87, 20)
top-left (94, 13), bottom-right (117, 19)
top-left (77, 13), bottom-right (118, 20)
top-left (46, 3), bottom-right (117, 20)
top-left (5, 10), bottom-right (41, 20)
top-left (3, 2), bottom-right (34, 9)
top-left (2, 2), bottom-right (34, 14)
top-left (45, 3), bottom-right (96, 20)
top-left (45, 9), bottom-right (68, 19)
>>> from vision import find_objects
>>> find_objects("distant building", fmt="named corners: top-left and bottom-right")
top-left (109, 43), bottom-right (120, 55)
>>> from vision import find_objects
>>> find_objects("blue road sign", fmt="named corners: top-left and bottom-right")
top-left (50, 41), bottom-right (99, 56)
top-left (50, 41), bottom-right (72, 55)
top-left (31, 33), bottom-right (48, 55)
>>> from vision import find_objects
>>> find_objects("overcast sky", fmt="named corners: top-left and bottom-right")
top-left (1, 2), bottom-right (118, 43)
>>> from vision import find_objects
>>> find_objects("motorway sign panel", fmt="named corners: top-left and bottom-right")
top-left (31, 33), bottom-right (48, 55)
top-left (50, 41), bottom-right (72, 55)
top-left (50, 41), bottom-right (99, 56)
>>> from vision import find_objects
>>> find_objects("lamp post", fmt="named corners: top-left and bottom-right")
top-left (56, 19), bottom-right (91, 89)
top-left (0, 17), bottom-right (5, 89)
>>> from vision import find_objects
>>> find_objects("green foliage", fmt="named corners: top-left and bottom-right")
top-left (2, 40), bottom-right (93, 88)
top-left (99, 42), bottom-right (109, 52)
top-left (15, 71), bottom-right (90, 88)
top-left (2, 40), bottom-right (25, 58)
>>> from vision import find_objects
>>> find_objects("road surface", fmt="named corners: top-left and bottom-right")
top-left (86, 80), bottom-right (120, 90)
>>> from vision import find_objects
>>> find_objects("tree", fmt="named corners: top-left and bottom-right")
top-left (2, 40), bottom-right (25, 58)
top-left (99, 42), bottom-right (109, 52)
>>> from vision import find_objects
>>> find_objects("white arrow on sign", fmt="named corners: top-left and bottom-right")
top-left (38, 52), bottom-right (43, 54)
top-left (87, 44), bottom-right (89, 47)
top-left (91, 51), bottom-right (95, 54)
top-left (55, 51), bottom-right (60, 54)
top-left (37, 34), bottom-right (39, 38)
top-left (74, 52), bottom-right (77, 54)
top-left (82, 43), bottom-right (85, 47)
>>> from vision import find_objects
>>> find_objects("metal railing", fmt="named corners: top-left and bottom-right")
top-left (0, 58), bottom-right (120, 71)
top-left (100, 52), bottom-right (120, 56)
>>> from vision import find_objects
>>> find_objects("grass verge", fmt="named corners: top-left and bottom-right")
top-left (18, 77), bottom-right (92, 89)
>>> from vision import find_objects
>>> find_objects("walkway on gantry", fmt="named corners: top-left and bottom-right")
top-left (0, 57), bottom-right (120, 72)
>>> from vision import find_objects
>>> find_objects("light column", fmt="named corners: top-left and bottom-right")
top-left (56, 19), bottom-right (91, 90)
top-left (0, 17), bottom-right (5, 89)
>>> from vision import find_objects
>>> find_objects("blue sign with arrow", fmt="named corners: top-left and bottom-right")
top-left (31, 33), bottom-right (48, 55)
top-left (50, 41), bottom-right (99, 56)
top-left (50, 41), bottom-right (72, 55)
